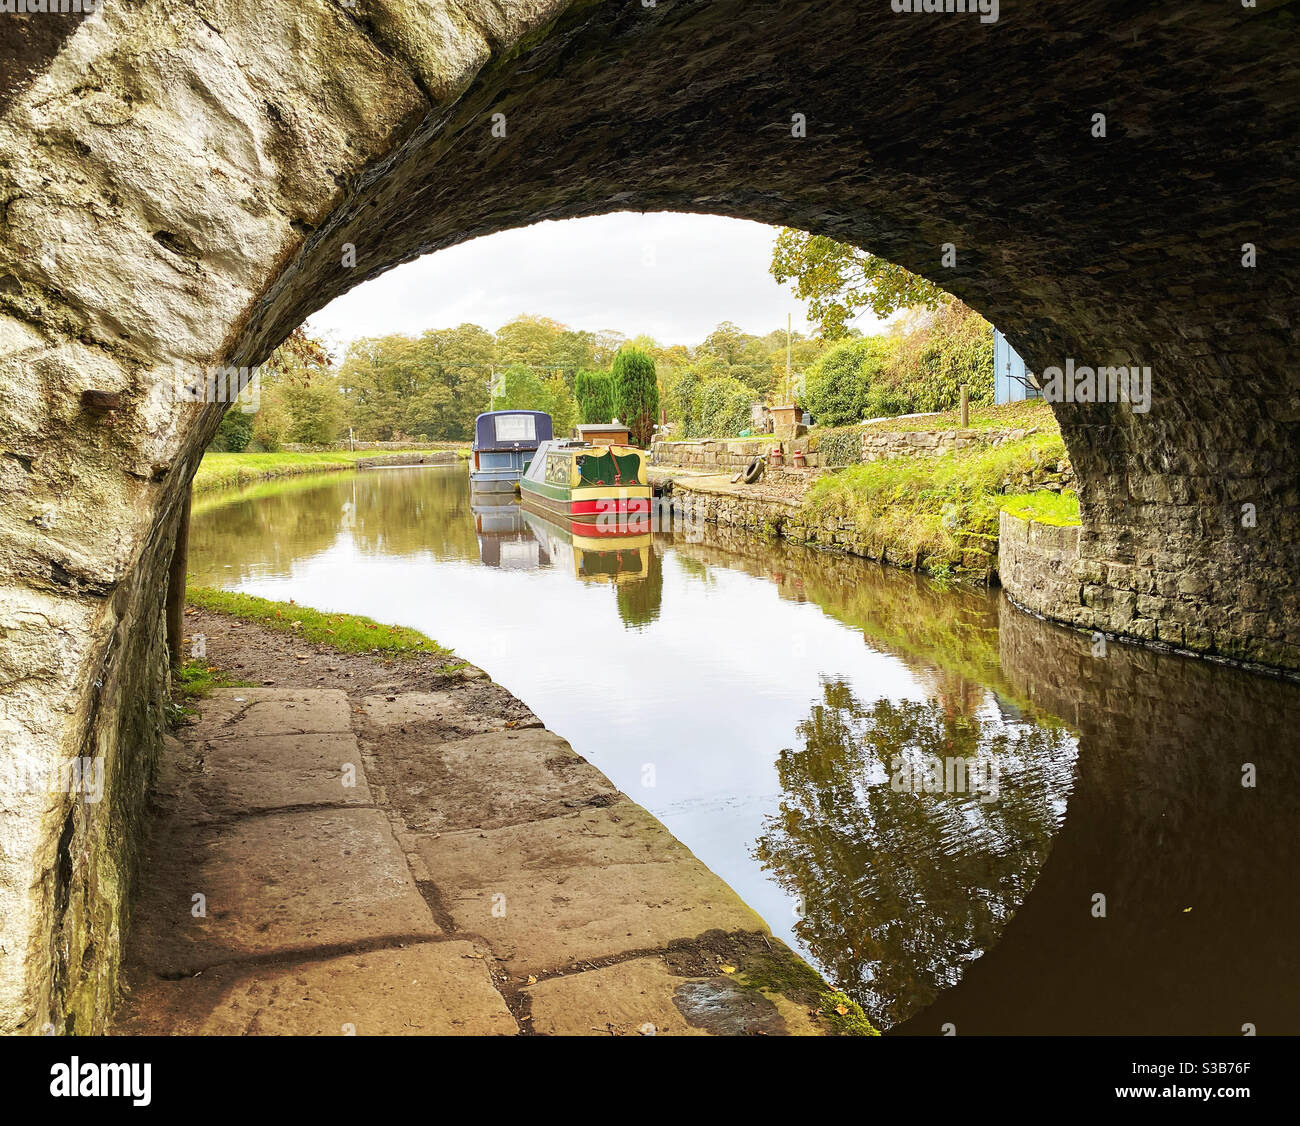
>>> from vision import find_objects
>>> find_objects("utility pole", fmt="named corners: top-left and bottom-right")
top-left (786, 313), bottom-right (793, 402)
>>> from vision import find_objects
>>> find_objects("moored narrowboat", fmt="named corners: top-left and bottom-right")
top-left (470, 410), bottom-right (553, 494)
top-left (519, 439), bottom-right (652, 535)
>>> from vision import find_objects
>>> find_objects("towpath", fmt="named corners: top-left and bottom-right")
top-left (112, 610), bottom-right (849, 1036)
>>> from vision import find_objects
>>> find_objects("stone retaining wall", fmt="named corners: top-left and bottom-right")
top-left (857, 425), bottom-right (1037, 463)
top-left (354, 451), bottom-right (461, 468)
top-left (653, 426), bottom-right (1045, 472)
top-left (997, 510), bottom-right (1083, 621)
top-left (649, 438), bottom-right (778, 471)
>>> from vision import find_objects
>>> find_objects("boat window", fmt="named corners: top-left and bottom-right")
top-left (495, 414), bottom-right (536, 442)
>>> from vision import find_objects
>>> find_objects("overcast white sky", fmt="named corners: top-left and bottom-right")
top-left (306, 211), bottom-right (891, 354)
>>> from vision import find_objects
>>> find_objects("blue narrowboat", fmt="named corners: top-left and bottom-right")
top-left (469, 410), bottom-right (553, 495)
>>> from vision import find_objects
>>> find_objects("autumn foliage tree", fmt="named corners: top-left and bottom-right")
top-left (770, 228), bottom-right (945, 338)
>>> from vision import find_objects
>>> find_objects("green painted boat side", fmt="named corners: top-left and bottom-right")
top-left (519, 478), bottom-right (571, 503)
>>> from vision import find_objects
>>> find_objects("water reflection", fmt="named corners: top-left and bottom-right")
top-left (189, 465), bottom-right (1300, 1034)
top-left (755, 684), bottom-right (1075, 1029)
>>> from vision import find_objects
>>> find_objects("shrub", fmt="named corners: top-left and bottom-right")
top-left (211, 409), bottom-right (253, 452)
top-left (802, 336), bottom-right (896, 426)
top-left (814, 426), bottom-right (864, 467)
top-left (695, 376), bottom-right (754, 437)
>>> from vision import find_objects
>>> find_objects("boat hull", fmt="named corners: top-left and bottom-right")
top-left (520, 479), bottom-right (652, 536)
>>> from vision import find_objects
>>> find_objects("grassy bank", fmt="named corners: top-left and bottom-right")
top-left (193, 449), bottom-right (456, 493)
top-left (186, 587), bottom-right (452, 658)
top-left (1000, 489), bottom-right (1081, 526)
top-left (798, 432), bottom-right (1072, 580)
top-left (854, 398), bottom-right (1059, 433)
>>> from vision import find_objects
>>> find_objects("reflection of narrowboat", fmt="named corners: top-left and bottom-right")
top-left (519, 507), bottom-right (650, 584)
top-left (519, 439), bottom-right (651, 535)
top-left (472, 502), bottom-right (547, 570)
top-left (470, 410), bottom-right (553, 494)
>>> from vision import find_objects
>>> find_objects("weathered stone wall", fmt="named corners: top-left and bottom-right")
top-left (998, 511), bottom-right (1083, 626)
top-left (650, 438), bottom-right (778, 471)
top-left (857, 425), bottom-right (1038, 463)
top-left (651, 426), bottom-right (1049, 472)
top-left (1, 0), bottom-right (1298, 1032)
top-left (0, 0), bottom-right (443, 1034)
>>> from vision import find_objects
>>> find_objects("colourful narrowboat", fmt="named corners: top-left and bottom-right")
top-left (470, 410), bottom-right (553, 495)
top-left (519, 439), bottom-right (652, 535)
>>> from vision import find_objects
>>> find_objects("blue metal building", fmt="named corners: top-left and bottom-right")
top-left (994, 329), bottom-right (1040, 405)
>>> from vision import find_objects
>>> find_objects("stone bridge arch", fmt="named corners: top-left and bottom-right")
top-left (0, 0), bottom-right (1296, 1031)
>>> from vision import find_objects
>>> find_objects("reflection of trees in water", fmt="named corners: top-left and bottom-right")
top-left (754, 679), bottom-right (1076, 1029)
top-left (614, 545), bottom-right (664, 630)
top-left (191, 469), bottom-right (479, 582)
top-left (349, 470), bottom-right (478, 559)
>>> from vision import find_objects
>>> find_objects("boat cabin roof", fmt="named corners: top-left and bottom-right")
top-left (522, 439), bottom-right (646, 487)
top-left (474, 410), bottom-right (553, 451)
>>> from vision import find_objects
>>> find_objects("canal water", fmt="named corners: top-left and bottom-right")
top-left (189, 464), bottom-right (1300, 1034)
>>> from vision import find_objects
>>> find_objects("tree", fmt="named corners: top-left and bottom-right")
top-left (496, 314), bottom-right (566, 371)
top-left (696, 321), bottom-right (773, 394)
top-left (543, 373), bottom-right (577, 438)
top-left (338, 325), bottom-right (492, 441)
top-left (771, 228), bottom-right (946, 338)
top-left (491, 363), bottom-right (551, 413)
top-left (338, 334), bottom-right (421, 440)
top-left (590, 329), bottom-right (628, 368)
top-left (611, 346), bottom-right (659, 447)
top-left (282, 378), bottom-right (344, 444)
top-left (250, 393), bottom-right (290, 451)
top-left (575, 368), bottom-right (615, 424)
top-left (251, 326), bottom-right (341, 447)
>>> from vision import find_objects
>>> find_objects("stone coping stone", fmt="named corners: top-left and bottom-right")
top-left (668, 475), bottom-right (803, 506)
top-left (361, 690), bottom-right (540, 733)
top-left (190, 688), bottom-right (352, 740)
top-left (366, 726), bottom-right (619, 833)
top-left (416, 805), bottom-right (766, 977)
top-left (524, 956), bottom-right (820, 1037)
top-left (188, 732), bottom-right (372, 821)
top-left (116, 941), bottom-right (514, 1036)
top-left (128, 808), bottom-right (440, 975)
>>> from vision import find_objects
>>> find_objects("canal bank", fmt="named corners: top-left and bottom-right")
top-left (650, 418), bottom-right (1074, 587)
top-left (113, 600), bottom-right (870, 1036)
top-left (193, 449), bottom-right (466, 494)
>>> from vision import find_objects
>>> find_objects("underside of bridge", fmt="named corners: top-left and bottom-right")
top-left (0, 0), bottom-right (1296, 1032)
